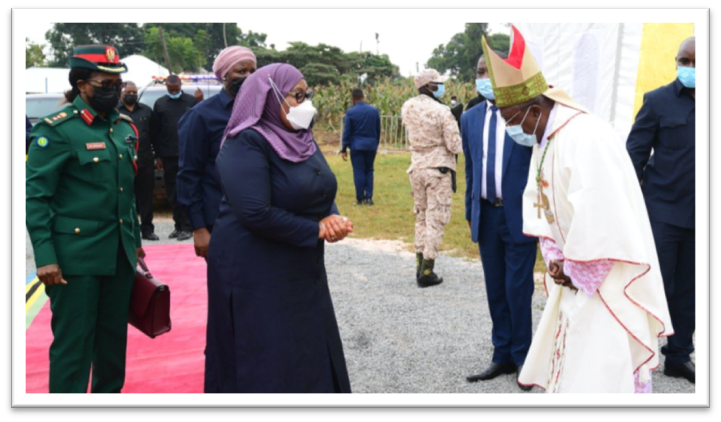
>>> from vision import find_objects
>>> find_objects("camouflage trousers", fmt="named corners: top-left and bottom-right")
top-left (409, 168), bottom-right (453, 260)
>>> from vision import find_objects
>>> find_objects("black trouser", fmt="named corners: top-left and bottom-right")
top-left (134, 160), bottom-right (155, 236)
top-left (651, 220), bottom-right (695, 366)
top-left (161, 156), bottom-right (191, 232)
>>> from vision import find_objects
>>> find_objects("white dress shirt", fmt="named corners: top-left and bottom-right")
top-left (481, 102), bottom-right (505, 200)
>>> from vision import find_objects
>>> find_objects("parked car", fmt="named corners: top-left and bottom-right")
top-left (137, 76), bottom-right (224, 203)
top-left (26, 93), bottom-right (66, 125)
top-left (138, 76), bottom-right (223, 108)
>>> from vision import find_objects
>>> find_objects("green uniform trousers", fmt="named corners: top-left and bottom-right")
top-left (44, 243), bottom-right (134, 393)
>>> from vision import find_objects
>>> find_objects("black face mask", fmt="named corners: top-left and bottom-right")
top-left (88, 86), bottom-right (121, 113)
top-left (227, 76), bottom-right (247, 97)
top-left (123, 94), bottom-right (138, 105)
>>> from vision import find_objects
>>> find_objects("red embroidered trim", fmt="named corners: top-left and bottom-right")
top-left (130, 122), bottom-right (139, 140)
top-left (517, 380), bottom-right (547, 390)
top-left (80, 109), bottom-right (94, 125)
top-left (553, 257), bottom-right (669, 340)
top-left (129, 123), bottom-right (140, 151)
top-left (597, 292), bottom-right (657, 373)
top-left (547, 111), bottom-right (584, 140)
top-left (523, 235), bottom-right (671, 372)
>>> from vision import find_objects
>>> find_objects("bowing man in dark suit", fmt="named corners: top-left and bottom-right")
top-left (627, 37), bottom-right (696, 384)
top-left (462, 51), bottom-right (536, 391)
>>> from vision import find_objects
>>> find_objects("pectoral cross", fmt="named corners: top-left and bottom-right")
top-left (535, 172), bottom-right (555, 224)
top-left (534, 191), bottom-right (544, 219)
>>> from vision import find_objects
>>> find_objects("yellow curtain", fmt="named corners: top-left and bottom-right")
top-left (633, 23), bottom-right (695, 118)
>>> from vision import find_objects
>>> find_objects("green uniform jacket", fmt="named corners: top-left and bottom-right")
top-left (27, 96), bottom-right (142, 275)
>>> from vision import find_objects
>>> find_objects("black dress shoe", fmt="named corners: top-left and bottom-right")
top-left (168, 229), bottom-right (181, 239)
top-left (664, 361), bottom-right (695, 383)
top-left (142, 233), bottom-right (160, 241)
top-left (366, 198), bottom-right (374, 206)
top-left (466, 362), bottom-right (517, 382)
top-left (516, 365), bottom-right (533, 391)
top-left (355, 200), bottom-right (365, 206)
top-left (176, 231), bottom-right (193, 241)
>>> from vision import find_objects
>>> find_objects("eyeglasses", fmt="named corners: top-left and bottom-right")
top-left (87, 79), bottom-right (126, 91)
top-left (286, 90), bottom-right (314, 104)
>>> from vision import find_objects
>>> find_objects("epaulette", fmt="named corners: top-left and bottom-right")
top-left (41, 107), bottom-right (77, 128)
top-left (117, 113), bottom-right (134, 124)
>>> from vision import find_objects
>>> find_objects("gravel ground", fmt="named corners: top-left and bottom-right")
top-left (26, 219), bottom-right (695, 394)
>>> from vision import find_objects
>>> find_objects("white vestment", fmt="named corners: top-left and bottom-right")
top-left (517, 104), bottom-right (674, 393)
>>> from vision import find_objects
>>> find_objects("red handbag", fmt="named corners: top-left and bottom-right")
top-left (129, 257), bottom-right (171, 338)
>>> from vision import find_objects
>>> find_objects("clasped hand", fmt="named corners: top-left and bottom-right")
top-left (319, 215), bottom-right (354, 243)
top-left (548, 259), bottom-right (577, 291)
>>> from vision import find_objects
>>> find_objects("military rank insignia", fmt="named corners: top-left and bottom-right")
top-left (36, 137), bottom-right (49, 148)
top-left (51, 112), bottom-right (68, 121)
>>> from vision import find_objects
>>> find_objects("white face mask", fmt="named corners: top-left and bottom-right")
top-left (269, 76), bottom-right (317, 130)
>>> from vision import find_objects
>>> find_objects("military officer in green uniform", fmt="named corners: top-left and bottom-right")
top-left (26, 45), bottom-right (145, 393)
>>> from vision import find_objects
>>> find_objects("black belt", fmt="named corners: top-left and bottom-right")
top-left (481, 198), bottom-right (504, 207)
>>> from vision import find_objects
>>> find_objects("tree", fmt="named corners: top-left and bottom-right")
top-left (300, 63), bottom-right (340, 86)
top-left (45, 23), bottom-right (144, 67)
top-left (486, 33), bottom-right (510, 54)
top-left (26, 38), bottom-right (46, 68)
top-left (143, 23), bottom-right (267, 70)
top-left (142, 27), bottom-right (205, 73)
top-left (425, 23), bottom-right (510, 82)
top-left (250, 43), bottom-right (400, 88)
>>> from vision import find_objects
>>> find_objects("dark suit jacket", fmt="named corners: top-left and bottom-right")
top-left (626, 79), bottom-right (695, 229)
top-left (151, 92), bottom-right (196, 157)
top-left (342, 101), bottom-right (381, 152)
top-left (461, 101), bottom-right (534, 244)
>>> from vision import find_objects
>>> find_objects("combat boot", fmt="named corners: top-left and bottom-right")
top-left (417, 258), bottom-right (443, 288)
top-left (416, 253), bottom-right (424, 280)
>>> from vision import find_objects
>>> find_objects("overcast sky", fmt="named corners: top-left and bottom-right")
top-left (24, 20), bottom-right (506, 77)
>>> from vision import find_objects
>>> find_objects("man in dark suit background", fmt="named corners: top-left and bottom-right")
top-left (118, 82), bottom-right (159, 241)
top-left (152, 74), bottom-right (196, 240)
top-left (341, 88), bottom-right (381, 205)
top-left (627, 37), bottom-right (696, 384)
top-left (462, 51), bottom-right (536, 391)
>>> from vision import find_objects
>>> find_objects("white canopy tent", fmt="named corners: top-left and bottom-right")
top-left (122, 55), bottom-right (169, 89)
top-left (25, 55), bottom-right (169, 94)
top-left (25, 67), bottom-right (70, 94)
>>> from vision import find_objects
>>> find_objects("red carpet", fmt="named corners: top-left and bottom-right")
top-left (25, 243), bottom-right (208, 393)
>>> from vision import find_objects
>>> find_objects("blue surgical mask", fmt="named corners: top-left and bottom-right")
top-left (475, 78), bottom-right (495, 100)
top-left (168, 92), bottom-right (182, 99)
top-left (432, 84), bottom-right (445, 99)
top-left (677, 66), bottom-right (695, 88)
top-left (505, 107), bottom-right (541, 147)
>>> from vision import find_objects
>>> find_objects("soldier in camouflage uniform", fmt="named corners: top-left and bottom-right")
top-left (26, 45), bottom-right (144, 393)
top-left (401, 69), bottom-right (463, 287)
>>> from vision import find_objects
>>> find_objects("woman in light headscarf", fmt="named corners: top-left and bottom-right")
top-left (206, 63), bottom-right (353, 393)
top-left (176, 46), bottom-right (257, 393)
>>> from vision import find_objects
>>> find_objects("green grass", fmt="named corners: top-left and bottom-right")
top-left (324, 150), bottom-right (547, 273)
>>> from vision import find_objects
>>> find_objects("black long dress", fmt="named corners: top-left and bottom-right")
top-left (206, 128), bottom-right (351, 393)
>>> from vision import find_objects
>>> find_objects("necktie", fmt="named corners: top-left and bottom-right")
top-left (487, 105), bottom-right (498, 203)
